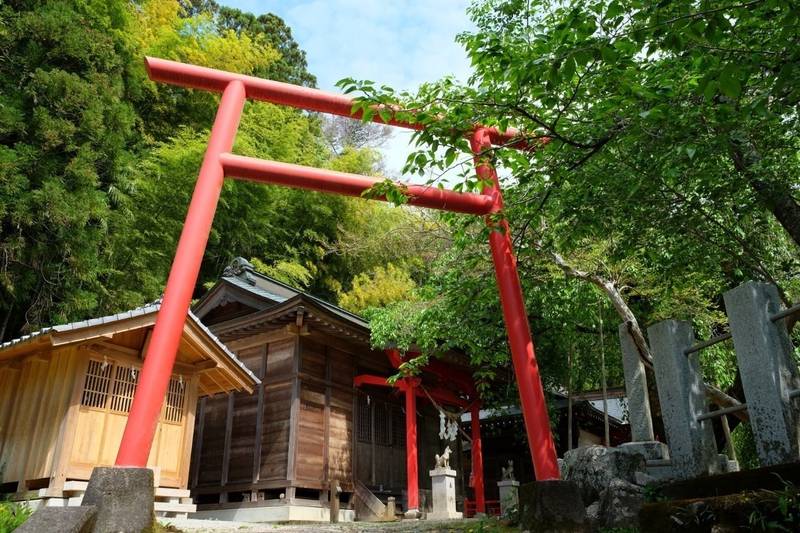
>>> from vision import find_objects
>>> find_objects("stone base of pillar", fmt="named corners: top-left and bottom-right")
top-left (82, 467), bottom-right (154, 532)
top-left (404, 508), bottom-right (420, 519)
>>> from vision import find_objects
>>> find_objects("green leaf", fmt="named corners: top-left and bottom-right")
top-left (703, 80), bottom-right (718, 101)
top-left (719, 64), bottom-right (742, 99)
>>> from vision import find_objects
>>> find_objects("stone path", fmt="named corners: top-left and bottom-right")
top-left (158, 517), bottom-right (512, 533)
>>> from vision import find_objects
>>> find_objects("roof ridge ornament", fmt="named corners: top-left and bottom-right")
top-left (223, 257), bottom-right (256, 284)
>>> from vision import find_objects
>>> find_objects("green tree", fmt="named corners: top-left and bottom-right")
top-left (179, 0), bottom-right (316, 87)
top-left (343, 0), bottom-right (800, 410)
top-left (338, 264), bottom-right (417, 314)
top-left (0, 0), bottom-right (139, 338)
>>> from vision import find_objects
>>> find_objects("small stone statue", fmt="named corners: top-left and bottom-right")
top-left (501, 460), bottom-right (515, 481)
top-left (435, 446), bottom-right (452, 469)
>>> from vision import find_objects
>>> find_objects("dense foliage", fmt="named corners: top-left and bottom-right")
top-left (342, 0), bottom-right (800, 405)
top-left (0, 0), bottom-right (421, 339)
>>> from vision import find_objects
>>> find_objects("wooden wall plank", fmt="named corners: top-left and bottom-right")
top-left (286, 336), bottom-right (301, 482)
top-left (197, 395), bottom-right (227, 486)
top-left (252, 344), bottom-right (267, 483)
top-left (191, 397), bottom-right (206, 488)
top-left (220, 393), bottom-right (235, 487)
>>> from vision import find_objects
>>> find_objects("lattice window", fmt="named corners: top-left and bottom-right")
top-left (109, 364), bottom-right (139, 414)
top-left (163, 376), bottom-right (186, 423)
top-left (357, 394), bottom-right (371, 443)
top-left (81, 359), bottom-right (112, 409)
top-left (375, 403), bottom-right (391, 446)
top-left (80, 357), bottom-right (186, 424)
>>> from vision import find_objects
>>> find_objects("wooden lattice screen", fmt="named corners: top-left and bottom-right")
top-left (80, 358), bottom-right (186, 424)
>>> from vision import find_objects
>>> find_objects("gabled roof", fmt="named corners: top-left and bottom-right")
top-left (193, 257), bottom-right (369, 334)
top-left (0, 303), bottom-right (260, 395)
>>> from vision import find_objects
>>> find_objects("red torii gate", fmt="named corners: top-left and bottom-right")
top-left (114, 58), bottom-right (560, 490)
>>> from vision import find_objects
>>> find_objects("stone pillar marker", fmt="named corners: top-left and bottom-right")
top-left (428, 446), bottom-right (461, 521)
top-left (618, 323), bottom-right (670, 463)
top-left (647, 320), bottom-right (717, 479)
top-left (618, 323), bottom-right (655, 442)
top-left (724, 281), bottom-right (800, 466)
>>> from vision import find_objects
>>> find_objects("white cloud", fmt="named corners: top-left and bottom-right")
top-left (220, 0), bottom-right (474, 181)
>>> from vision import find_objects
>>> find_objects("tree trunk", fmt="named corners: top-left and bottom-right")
top-left (730, 138), bottom-right (800, 249)
top-left (748, 178), bottom-right (800, 248)
top-left (544, 247), bottom-right (748, 421)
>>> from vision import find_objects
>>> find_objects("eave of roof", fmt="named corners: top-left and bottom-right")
top-left (209, 293), bottom-right (371, 345)
top-left (0, 303), bottom-right (260, 390)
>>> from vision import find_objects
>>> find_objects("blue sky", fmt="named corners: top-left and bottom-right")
top-left (219, 0), bottom-right (474, 178)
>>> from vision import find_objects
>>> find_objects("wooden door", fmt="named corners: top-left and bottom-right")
top-left (69, 358), bottom-right (190, 486)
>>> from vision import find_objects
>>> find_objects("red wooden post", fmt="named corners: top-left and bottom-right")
top-left (470, 128), bottom-right (560, 481)
top-left (404, 377), bottom-right (420, 515)
top-left (470, 402), bottom-right (485, 513)
top-left (115, 80), bottom-right (246, 467)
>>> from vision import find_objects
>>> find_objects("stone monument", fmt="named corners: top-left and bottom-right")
top-left (498, 459), bottom-right (520, 515)
top-left (428, 446), bottom-right (462, 520)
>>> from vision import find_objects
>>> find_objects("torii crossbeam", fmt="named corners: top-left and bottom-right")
top-left (115, 57), bottom-right (560, 483)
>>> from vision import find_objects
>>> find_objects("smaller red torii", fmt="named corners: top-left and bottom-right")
top-left (353, 349), bottom-right (484, 516)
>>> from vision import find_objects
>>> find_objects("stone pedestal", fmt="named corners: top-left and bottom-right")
top-left (498, 480), bottom-right (520, 514)
top-left (427, 468), bottom-right (461, 520)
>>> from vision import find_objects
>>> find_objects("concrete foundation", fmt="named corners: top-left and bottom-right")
top-left (519, 480), bottom-right (587, 533)
top-left (15, 506), bottom-right (97, 533)
top-left (618, 441), bottom-right (670, 462)
top-left (191, 502), bottom-right (355, 522)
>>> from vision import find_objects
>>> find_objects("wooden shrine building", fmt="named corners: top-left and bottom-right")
top-left (0, 303), bottom-right (259, 514)
top-left (189, 258), bottom-right (483, 522)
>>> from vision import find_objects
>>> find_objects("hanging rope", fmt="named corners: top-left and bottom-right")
top-left (419, 385), bottom-right (473, 444)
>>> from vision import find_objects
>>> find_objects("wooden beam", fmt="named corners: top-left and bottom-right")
top-left (194, 360), bottom-right (218, 371)
top-left (81, 340), bottom-right (140, 359)
top-left (323, 346), bottom-right (331, 482)
top-left (139, 328), bottom-right (154, 359)
top-left (183, 323), bottom-right (251, 393)
top-left (222, 326), bottom-right (299, 352)
top-left (50, 314), bottom-right (156, 346)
